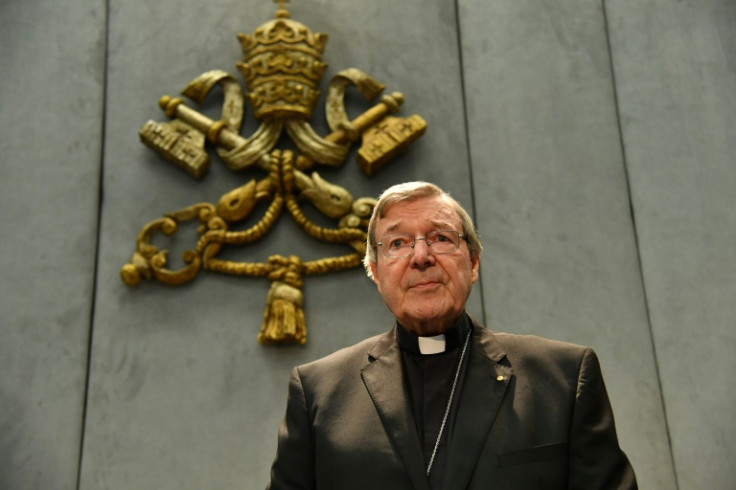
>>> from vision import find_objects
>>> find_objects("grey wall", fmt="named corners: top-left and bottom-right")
top-left (1, 0), bottom-right (733, 489)
top-left (1, 0), bottom-right (105, 488)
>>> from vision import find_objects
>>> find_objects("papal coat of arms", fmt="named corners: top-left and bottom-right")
top-left (121, 0), bottom-right (426, 345)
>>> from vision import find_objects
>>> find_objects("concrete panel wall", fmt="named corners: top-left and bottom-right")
top-left (458, 1), bottom-right (676, 488)
top-left (1, 0), bottom-right (734, 489)
top-left (606, 1), bottom-right (736, 488)
top-left (0, 0), bottom-right (105, 488)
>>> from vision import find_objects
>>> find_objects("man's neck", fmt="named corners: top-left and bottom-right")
top-left (398, 312), bottom-right (465, 337)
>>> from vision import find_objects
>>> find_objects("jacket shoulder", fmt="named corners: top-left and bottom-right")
top-left (477, 324), bottom-right (595, 380)
top-left (491, 330), bottom-right (590, 358)
top-left (469, 315), bottom-right (590, 360)
top-left (295, 330), bottom-right (390, 384)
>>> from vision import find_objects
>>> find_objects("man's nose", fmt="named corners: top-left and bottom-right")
top-left (410, 238), bottom-right (436, 267)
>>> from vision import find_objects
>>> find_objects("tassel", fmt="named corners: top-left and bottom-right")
top-left (258, 281), bottom-right (306, 345)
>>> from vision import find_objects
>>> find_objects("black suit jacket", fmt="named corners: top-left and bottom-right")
top-left (267, 317), bottom-right (637, 489)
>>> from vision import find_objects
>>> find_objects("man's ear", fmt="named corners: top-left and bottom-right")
top-left (470, 254), bottom-right (480, 284)
top-left (369, 261), bottom-right (380, 285)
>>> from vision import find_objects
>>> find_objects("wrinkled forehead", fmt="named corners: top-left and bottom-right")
top-left (376, 196), bottom-right (460, 235)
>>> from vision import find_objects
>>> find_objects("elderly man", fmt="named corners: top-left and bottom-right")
top-left (267, 181), bottom-right (636, 489)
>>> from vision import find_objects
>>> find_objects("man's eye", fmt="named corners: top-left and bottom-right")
top-left (390, 239), bottom-right (407, 248)
top-left (432, 231), bottom-right (454, 243)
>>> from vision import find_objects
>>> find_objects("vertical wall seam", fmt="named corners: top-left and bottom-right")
top-left (601, 1), bottom-right (680, 488)
top-left (76, 0), bottom-right (110, 488)
top-left (454, 0), bottom-right (488, 326)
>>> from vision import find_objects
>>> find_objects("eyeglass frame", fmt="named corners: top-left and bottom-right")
top-left (375, 230), bottom-right (468, 259)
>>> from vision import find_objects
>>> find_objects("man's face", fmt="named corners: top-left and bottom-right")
top-left (369, 196), bottom-right (479, 336)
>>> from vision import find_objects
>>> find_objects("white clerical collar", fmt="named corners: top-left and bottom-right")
top-left (396, 315), bottom-right (469, 355)
top-left (417, 334), bottom-right (447, 355)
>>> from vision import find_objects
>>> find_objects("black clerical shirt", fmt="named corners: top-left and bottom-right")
top-left (397, 314), bottom-right (472, 489)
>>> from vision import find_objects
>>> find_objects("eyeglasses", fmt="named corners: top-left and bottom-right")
top-left (376, 230), bottom-right (466, 259)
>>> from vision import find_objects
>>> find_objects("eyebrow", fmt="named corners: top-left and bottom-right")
top-left (383, 219), bottom-right (457, 234)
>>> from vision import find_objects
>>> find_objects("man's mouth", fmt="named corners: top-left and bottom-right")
top-left (410, 280), bottom-right (441, 289)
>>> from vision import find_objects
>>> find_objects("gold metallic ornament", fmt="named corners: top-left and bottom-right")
top-left (123, 0), bottom-right (427, 344)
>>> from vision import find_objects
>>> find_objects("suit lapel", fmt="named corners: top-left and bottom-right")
top-left (361, 328), bottom-right (431, 490)
top-left (443, 321), bottom-right (513, 490)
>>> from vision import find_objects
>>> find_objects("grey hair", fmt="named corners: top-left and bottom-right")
top-left (363, 181), bottom-right (482, 278)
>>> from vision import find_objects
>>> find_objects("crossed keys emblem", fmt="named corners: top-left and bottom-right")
top-left (120, 0), bottom-right (426, 345)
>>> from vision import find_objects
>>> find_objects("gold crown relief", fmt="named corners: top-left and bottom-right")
top-left (236, 5), bottom-right (328, 119)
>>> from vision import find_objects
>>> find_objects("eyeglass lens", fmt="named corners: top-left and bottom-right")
top-left (380, 230), bottom-right (461, 257)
